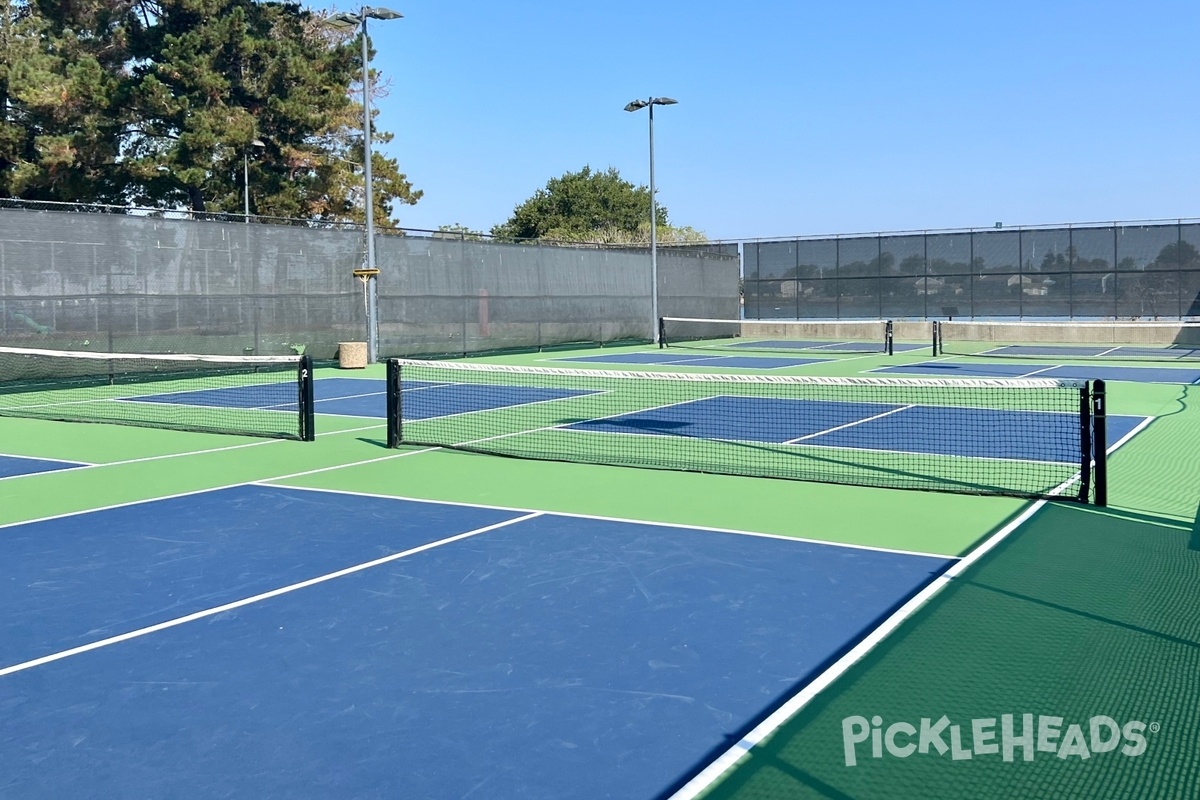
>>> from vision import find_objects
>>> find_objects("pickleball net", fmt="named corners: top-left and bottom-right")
top-left (385, 359), bottom-right (1107, 503)
top-left (935, 320), bottom-right (1200, 361)
top-left (0, 346), bottom-right (315, 440)
top-left (659, 316), bottom-right (894, 355)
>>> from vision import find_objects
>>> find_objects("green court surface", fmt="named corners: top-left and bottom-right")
top-left (1, 343), bottom-right (1197, 799)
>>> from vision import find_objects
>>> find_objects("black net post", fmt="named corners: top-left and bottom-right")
top-left (298, 354), bottom-right (315, 441)
top-left (1078, 384), bottom-right (1092, 503)
top-left (1093, 379), bottom-right (1107, 506)
top-left (932, 321), bottom-right (941, 355)
top-left (386, 358), bottom-right (402, 448)
top-left (885, 320), bottom-right (894, 356)
top-left (658, 317), bottom-right (667, 349)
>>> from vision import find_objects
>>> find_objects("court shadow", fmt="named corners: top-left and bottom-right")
top-left (565, 417), bottom-right (693, 432)
top-left (1147, 383), bottom-right (1193, 421)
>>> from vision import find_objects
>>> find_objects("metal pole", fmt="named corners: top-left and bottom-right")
top-left (361, 11), bottom-right (380, 363)
top-left (649, 101), bottom-right (659, 344)
top-left (243, 151), bottom-right (250, 221)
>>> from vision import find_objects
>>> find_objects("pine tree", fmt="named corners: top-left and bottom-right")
top-left (0, 0), bottom-right (421, 223)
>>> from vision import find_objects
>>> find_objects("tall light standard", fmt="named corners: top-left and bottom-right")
top-left (325, 6), bottom-right (403, 363)
top-left (624, 96), bottom-right (676, 344)
top-left (243, 138), bottom-right (265, 222)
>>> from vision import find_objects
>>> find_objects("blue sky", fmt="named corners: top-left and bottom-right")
top-left (334, 0), bottom-right (1200, 241)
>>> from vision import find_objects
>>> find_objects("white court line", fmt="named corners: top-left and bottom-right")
top-left (0, 463), bottom-right (93, 483)
top-left (1016, 364), bottom-right (1066, 378)
top-left (736, 340), bottom-right (875, 352)
top-left (651, 355), bottom-right (730, 365)
top-left (313, 390), bottom-right (386, 403)
top-left (871, 359), bottom-right (1200, 385)
top-left (116, 397), bottom-right (299, 415)
top-left (666, 420), bottom-right (1151, 800)
top-left (0, 423), bottom-right (387, 481)
top-left (1110, 416), bottom-right (1156, 454)
top-left (254, 483), bottom-right (958, 562)
top-left (558, 423), bottom-right (1091, 468)
top-left (0, 445), bottom-right (439, 534)
top-left (0, 511), bottom-right (542, 678)
top-left (864, 361), bottom-right (1065, 381)
top-left (821, 353), bottom-right (881, 366)
top-left (0, 450), bottom-right (97, 466)
top-left (400, 387), bottom-right (608, 427)
top-left (542, 354), bottom-right (834, 372)
top-left (433, 396), bottom-right (707, 451)
top-left (548, 394), bottom-right (1144, 468)
top-left (2, 445), bottom-right (959, 563)
top-left (22, 377), bottom-right (385, 419)
top-left (783, 405), bottom-right (915, 444)
top-left (667, 501), bottom-right (1048, 800)
top-left (0, 413), bottom-right (1156, 687)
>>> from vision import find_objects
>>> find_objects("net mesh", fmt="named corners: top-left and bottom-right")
top-left (937, 320), bottom-right (1200, 361)
top-left (0, 347), bottom-right (313, 440)
top-left (660, 317), bottom-right (893, 354)
top-left (386, 359), bottom-right (1099, 502)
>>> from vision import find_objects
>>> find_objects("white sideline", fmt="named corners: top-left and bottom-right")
top-left (666, 417), bottom-right (1153, 800)
top-left (0, 512), bottom-right (542, 678)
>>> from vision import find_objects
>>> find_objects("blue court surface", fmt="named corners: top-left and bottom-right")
top-left (0, 453), bottom-right (88, 479)
top-left (726, 339), bottom-right (927, 353)
top-left (554, 351), bottom-right (826, 369)
top-left (0, 484), bottom-right (953, 799)
top-left (979, 344), bottom-right (1200, 359)
top-left (871, 361), bottom-right (1200, 384)
top-left (123, 377), bottom-right (594, 421)
top-left (565, 396), bottom-right (1146, 462)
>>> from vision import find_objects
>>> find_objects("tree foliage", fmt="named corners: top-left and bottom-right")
top-left (491, 166), bottom-right (699, 243)
top-left (0, 0), bottom-right (420, 222)
top-left (1156, 240), bottom-right (1200, 267)
top-left (434, 222), bottom-right (486, 240)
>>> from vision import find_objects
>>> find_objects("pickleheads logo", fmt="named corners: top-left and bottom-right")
top-left (841, 714), bottom-right (1158, 767)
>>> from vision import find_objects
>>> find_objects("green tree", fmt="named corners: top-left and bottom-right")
top-left (0, 0), bottom-right (421, 223)
top-left (122, 0), bottom-right (421, 220)
top-left (1040, 251), bottom-right (1068, 270)
top-left (491, 166), bottom-right (672, 242)
top-left (434, 223), bottom-right (486, 240)
top-left (1155, 240), bottom-right (1200, 268)
top-left (0, 0), bottom-right (126, 200)
top-left (540, 221), bottom-right (708, 246)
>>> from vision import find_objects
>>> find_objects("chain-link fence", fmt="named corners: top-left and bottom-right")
top-left (0, 200), bottom-right (739, 358)
top-left (741, 221), bottom-right (1200, 321)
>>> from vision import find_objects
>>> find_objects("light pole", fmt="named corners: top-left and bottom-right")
top-left (243, 138), bottom-right (265, 222)
top-left (325, 6), bottom-right (403, 363)
top-left (624, 96), bottom-right (676, 345)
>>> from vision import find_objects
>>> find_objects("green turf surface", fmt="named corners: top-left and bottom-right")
top-left (1, 344), bottom-right (1196, 798)
top-left (697, 501), bottom-right (1200, 800)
